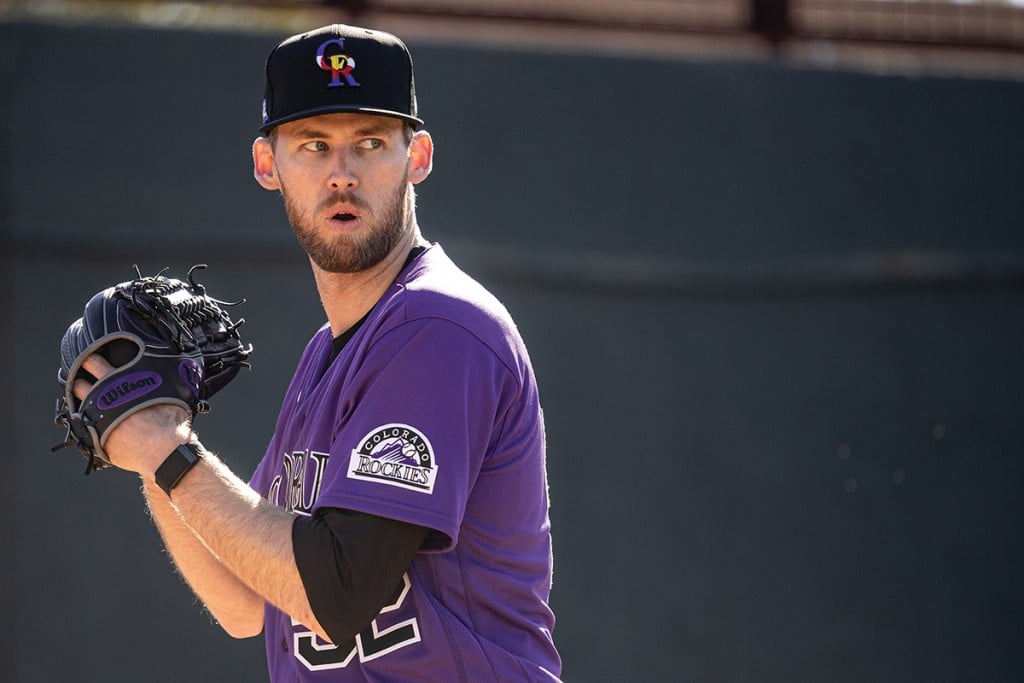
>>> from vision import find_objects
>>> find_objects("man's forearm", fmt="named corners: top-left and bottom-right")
top-left (144, 479), bottom-right (266, 638)
top-left (156, 444), bottom-right (331, 642)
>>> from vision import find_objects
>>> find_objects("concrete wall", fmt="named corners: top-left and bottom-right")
top-left (3, 20), bottom-right (1023, 682)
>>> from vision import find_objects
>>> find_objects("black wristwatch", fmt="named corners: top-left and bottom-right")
top-left (155, 442), bottom-right (203, 495)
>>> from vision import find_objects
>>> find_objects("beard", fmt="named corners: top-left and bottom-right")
top-left (282, 174), bottom-right (411, 274)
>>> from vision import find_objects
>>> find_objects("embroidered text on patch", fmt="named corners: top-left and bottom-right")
top-left (347, 424), bottom-right (437, 494)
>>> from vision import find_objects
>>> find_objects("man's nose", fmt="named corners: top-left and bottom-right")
top-left (327, 150), bottom-right (357, 189)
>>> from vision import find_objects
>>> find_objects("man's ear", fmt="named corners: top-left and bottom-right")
top-left (253, 137), bottom-right (280, 191)
top-left (408, 130), bottom-right (433, 185)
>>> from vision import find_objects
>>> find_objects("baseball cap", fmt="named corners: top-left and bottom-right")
top-left (259, 24), bottom-right (423, 135)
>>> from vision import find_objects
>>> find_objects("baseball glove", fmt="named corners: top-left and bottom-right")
top-left (53, 265), bottom-right (253, 474)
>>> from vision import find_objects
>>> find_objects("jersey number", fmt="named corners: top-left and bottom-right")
top-left (292, 572), bottom-right (421, 671)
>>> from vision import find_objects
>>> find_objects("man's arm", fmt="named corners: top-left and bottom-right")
top-left (147, 441), bottom-right (334, 642)
top-left (148, 448), bottom-right (429, 647)
top-left (75, 353), bottom-right (426, 646)
top-left (142, 479), bottom-right (266, 638)
top-left (72, 354), bottom-right (333, 643)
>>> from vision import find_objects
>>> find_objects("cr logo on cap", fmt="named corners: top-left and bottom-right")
top-left (315, 38), bottom-right (361, 88)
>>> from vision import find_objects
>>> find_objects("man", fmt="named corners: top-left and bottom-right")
top-left (72, 23), bottom-right (561, 682)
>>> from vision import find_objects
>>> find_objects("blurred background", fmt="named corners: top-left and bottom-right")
top-left (2, 0), bottom-right (1023, 681)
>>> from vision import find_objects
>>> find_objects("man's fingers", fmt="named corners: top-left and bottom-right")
top-left (72, 378), bottom-right (92, 401)
top-left (72, 354), bottom-right (117, 401)
top-left (82, 354), bottom-right (115, 379)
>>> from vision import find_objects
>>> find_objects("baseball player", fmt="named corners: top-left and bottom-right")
top-left (69, 23), bottom-right (561, 682)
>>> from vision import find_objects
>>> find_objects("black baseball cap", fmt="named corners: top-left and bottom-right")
top-left (259, 24), bottom-right (423, 135)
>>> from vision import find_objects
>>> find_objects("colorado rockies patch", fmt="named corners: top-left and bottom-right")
top-left (347, 424), bottom-right (437, 494)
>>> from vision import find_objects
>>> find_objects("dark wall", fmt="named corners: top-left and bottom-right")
top-left (3, 20), bottom-right (1023, 683)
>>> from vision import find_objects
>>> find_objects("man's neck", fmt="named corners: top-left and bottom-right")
top-left (312, 228), bottom-right (423, 337)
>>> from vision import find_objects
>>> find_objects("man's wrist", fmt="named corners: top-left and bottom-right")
top-left (155, 441), bottom-right (203, 496)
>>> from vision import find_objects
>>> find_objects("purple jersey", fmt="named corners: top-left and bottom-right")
top-left (249, 245), bottom-right (561, 682)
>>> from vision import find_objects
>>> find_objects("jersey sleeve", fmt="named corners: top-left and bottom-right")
top-left (314, 316), bottom-right (517, 551)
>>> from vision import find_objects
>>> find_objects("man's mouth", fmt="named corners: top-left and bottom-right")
top-left (334, 212), bottom-right (357, 222)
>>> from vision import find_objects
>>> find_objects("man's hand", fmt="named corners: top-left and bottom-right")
top-left (71, 354), bottom-right (193, 479)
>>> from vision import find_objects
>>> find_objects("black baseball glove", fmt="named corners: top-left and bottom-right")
top-left (53, 265), bottom-right (253, 474)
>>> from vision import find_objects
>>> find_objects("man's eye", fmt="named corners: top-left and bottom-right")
top-left (357, 138), bottom-right (383, 150)
top-left (302, 141), bottom-right (328, 152)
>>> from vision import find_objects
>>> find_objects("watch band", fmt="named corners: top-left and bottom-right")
top-left (155, 442), bottom-right (202, 495)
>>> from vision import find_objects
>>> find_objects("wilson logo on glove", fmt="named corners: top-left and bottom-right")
top-left (96, 372), bottom-right (163, 410)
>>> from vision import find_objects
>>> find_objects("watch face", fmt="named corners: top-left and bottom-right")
top-left (156, 443), bottom-right (202, 494)
top-left (179, 443), bottom-right (201, 463)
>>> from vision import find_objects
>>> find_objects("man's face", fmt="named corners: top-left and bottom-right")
top-left (260, 113), bottom-right (416, 273)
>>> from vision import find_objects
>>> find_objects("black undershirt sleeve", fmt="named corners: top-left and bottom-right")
top-left (291, 508), bottom-right (430, 645)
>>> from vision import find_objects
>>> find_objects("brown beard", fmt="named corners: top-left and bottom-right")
top-left (281, 174), bottom-right (410, 274)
